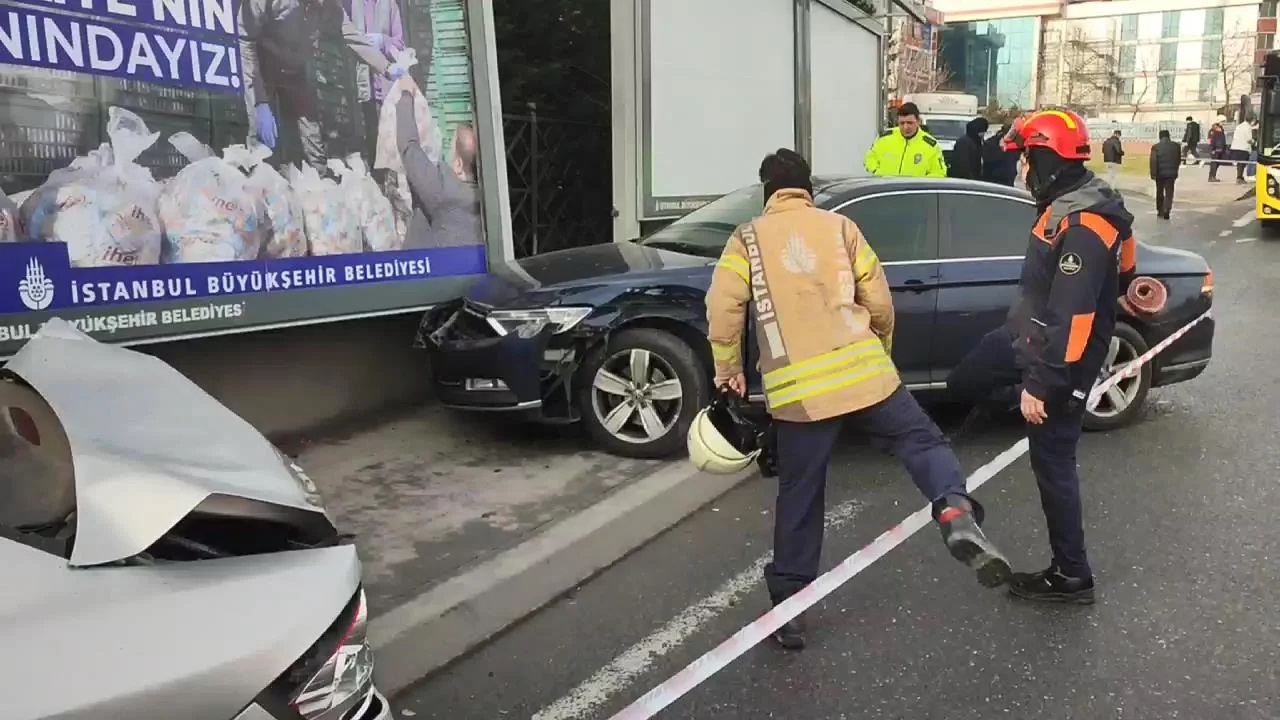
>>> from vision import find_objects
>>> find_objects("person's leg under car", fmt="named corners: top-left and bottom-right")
top-left (848, 387), bottom-right (1011, 588)
top-left (946, 325), bottom-right (1025, 436)
top-left (1009, 399), bottom-right (1096, 604)
top-left (764, 415), bottom-right (843, 649)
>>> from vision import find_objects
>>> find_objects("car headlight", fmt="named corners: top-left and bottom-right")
top-left (1268, 174), bottom-right (1278, 197)
top-left (486, 307), bottom-right (592, 337)
top-left (291, 590), bottom-right (376, 719)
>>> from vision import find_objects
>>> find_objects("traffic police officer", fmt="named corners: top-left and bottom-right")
top-left (946, 110), bottom-right (1139, 605)
top-left (706, 149), bottom-right (1010, 650)
top-left (864, 102), bottom-right (948, 177)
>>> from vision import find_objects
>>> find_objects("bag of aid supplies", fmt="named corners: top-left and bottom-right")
top-left (19, 107), bottom-right (164, 267)
top-left (0, 190), bottom-right (20, 242)
top-left (334, 154), bottom-right (400, 252)
top-left (374, 48), bottom-right (443, 175)
top-left (158, 133), bottom-right (263, 264)
top-left (288, 163), bottom-right (361, 256)
top-left (223, 142), bottom-right (309, 259)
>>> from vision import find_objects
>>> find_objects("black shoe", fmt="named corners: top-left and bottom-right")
top-left (756, 450), bottom-right (778, 478)
top-left (936, 501), bottom-right (1011, 588)
top-left (771, 614), bottom-right (806, 650)
top-left (1007, 566), bottom-right (1096, 605)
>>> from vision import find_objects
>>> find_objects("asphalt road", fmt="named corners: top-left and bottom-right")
top-left (394, 196), bottom-right (1280, 720)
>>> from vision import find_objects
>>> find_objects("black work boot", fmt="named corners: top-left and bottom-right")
top-left (771, 613), bottom-right (806, 650)
top-left (1008, 566), bottom-right (1096, 605)
top-left (934, 497), bottom-right (1011, 588)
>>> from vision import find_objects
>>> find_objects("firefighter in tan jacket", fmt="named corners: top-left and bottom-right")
top-left (706, 149), bottom-right (1010, 650)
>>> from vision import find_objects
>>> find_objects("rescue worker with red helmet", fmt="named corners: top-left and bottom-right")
top-left (946, 109), bottom-right (1138, 605)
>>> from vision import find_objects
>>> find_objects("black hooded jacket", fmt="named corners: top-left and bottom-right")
top-left (948, 117), bottom-right (989, 180)
top-left (1007, 172), bottom-right (1137, 403)
top-left (982, 124), bottom-right (1019, 185)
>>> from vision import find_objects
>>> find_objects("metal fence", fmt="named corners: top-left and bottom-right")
top-left (1084, 119), bottom-right (1242, 142)
top-left (503, 105), bottom-right (612, 258)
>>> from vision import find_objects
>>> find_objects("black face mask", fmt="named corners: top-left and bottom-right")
top-left (1024, 147), bottom-right (1086, 205)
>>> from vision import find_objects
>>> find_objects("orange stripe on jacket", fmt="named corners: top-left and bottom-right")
top-left (1073, 212), bottom-right (1120, 249)
top-left (1065, 312), bottom-right (1095, 362)
top-left (1119, 234), bottom-right (1137, 273)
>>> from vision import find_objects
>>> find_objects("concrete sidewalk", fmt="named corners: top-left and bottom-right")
top-left (294, 405), bottom-right (754, 695)
top-left (1105, 167), bottom-right (1255, 206)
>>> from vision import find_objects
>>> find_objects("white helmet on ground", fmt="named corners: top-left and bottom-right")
top-left (686, 388), bottom-right (763, 475)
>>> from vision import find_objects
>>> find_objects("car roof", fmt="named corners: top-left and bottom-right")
top-left (812, 174), bottom-right (1034, 204)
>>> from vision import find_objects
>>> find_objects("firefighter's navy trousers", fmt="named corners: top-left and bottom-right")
top-left (764, 386), bottom-right (971, 603)
top-left (947, 326), bottom-right (1094, 581)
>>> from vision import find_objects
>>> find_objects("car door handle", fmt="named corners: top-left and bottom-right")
top-left (902, 278), bottom-right (931, 293)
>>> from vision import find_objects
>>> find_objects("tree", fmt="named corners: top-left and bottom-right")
top-left (1215, 19), bottom-right (1259, 117)
top-left (1123, 59), bottom-right (1155, 121)
top-left (492, 0), bottom-right (611, 123)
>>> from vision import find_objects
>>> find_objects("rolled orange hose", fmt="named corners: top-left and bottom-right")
top-left (1125, 276), bottom-right (1167, 315)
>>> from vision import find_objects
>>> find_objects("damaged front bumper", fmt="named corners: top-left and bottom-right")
top-left (414, 300), bottom-right (595, 418)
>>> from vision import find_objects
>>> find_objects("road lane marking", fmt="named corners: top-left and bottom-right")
top-left (531, 499), bottom-right (866, 720)
top-left (605, 439), bottom-right (1032, 720)
top-left (1233, 209), bottom-right (1254, 227)
top-left (1237, 236), bottom-right (1257, 243)
top-left (1220, 229), bottom-right (1232, 237)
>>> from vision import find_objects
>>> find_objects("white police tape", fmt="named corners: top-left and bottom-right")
top-left (1086, 307), bottom-right (1213, 411)
top-left (608, 308), bottom-right (1213, 720)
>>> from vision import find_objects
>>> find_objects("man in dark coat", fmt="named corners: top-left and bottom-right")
top-left (982, 122), bottom-right (1019, 185)
top-left (1181, 116), bottom-right (1202, 163)
top-left (1150, 129), bottom-right (1182, 219)
top-left (1101, 130), bottom-right (1124, 184)
top-left (948, 116), bottom-right (989, 179)
top-left (1207, 121), bottom-right (1228, 182)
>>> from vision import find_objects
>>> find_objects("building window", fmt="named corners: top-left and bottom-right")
top-left (1264, 0), bottom-right (1279, 20)
top-left (1261, 33), bottom-right (1276, 51)
top-left (1199, 73), bottom-right (1218, 102)
top-left (1204, 7), bottom-right (1224, 36)
top-left (1159, 42), bottom-right (1178, 71)
top-left (1118, 77), bottom-right (1135, 103)
top-left (1121, 15), bottom-right (1139, 41)
top-left (1119, 45), bottom-right (1137, 73)
top-left (1157, 74), bottom-right (1175, 103)
top-left (1203, 38), bottom-right (1222, 69)
top-left (1161, 11), bottom-right (1181, 39)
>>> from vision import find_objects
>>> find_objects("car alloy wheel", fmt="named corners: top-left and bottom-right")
top-left (1089, 335), bottom-right (1142, 419)
top-left (589, 348), bottom-right (684, 444)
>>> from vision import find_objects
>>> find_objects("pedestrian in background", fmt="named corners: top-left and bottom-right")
top-left (982, 122), bottom-right (1019, 186)
top-left (1207, 121), bottom-right (1227, 182)
top-left (864, 102), bottom-right (948, 178)
top-left (1181, 115), bottom-right (1201, 164)
top-left (1149, 129), bottom-right (1181, 219)
top-left (948, 116), bottom-right (988, 180)
top-left (1101, 129), bottom-right (1124, 185)
top-left (1231, 118), bottom-right (1254, 184)
top-left (706, 148), bottom-right (1009, 650)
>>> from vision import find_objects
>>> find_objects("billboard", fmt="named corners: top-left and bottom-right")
top-left (0, 0), bottom-right (489, 356)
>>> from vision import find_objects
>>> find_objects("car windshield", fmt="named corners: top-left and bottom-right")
top-left (639, 184), bottom-right (764, 257)
top-left (925, 119), bottom-right (968, 140)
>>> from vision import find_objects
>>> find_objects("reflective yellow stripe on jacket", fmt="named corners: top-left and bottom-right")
top-left (709, 253), bottom-right (751, 370)
top-left (762, 338), bottom-right (896, 409)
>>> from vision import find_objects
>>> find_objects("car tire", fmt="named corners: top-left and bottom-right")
top-left (1082, 322), bottom-right (1151, 432)
top-left (577, 328), bottom-right (709, 459)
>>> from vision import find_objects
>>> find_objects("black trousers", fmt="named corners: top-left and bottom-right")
top-left (945, 326), bottom-right (1093, 580)
top-left (1232, 149), bottom-right (1250, 180)
top-left (764, 386), bottom-right (971, 603)
top-left (1154, 178), bottom-right (1176, 216)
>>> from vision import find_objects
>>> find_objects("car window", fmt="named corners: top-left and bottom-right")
top-left (839, 194), bottom-right (937, 263)
top-left (939, 193), bottom-right (1035, 259)
top-left (639, 185), bottom-right (763, 257)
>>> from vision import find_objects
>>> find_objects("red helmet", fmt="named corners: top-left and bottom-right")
top-left (1002, 109), bottom-right (1091, 160)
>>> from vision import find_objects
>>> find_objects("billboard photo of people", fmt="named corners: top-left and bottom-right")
top-left (0, 0), bottom-right (488, 354)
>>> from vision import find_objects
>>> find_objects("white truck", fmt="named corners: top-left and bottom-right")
top-left (901, 92), bottom-right (981, 152)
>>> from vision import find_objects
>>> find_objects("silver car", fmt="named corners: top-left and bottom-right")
top-left (0, 320), bottom-right (392, 720)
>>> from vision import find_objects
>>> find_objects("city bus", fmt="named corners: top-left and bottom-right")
top-left (1255, 51), bottom-right (1280, 227)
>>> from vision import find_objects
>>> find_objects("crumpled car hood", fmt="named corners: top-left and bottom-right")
top-left (4, 319), bottom-right (328, 567)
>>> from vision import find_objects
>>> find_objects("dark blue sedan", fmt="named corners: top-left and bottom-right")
top-left (419, 176), bottom-right (1215, 459)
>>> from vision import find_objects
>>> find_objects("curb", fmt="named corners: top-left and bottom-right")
top-left (368, 460), bottom-right (758, 695)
